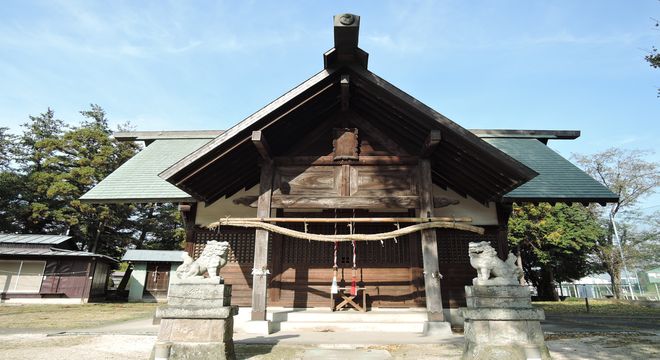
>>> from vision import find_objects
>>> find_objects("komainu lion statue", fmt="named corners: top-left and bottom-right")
top-left (175, 240), bottom-right (229, 282)
top-left (468, 241), bottom-right (523, 286)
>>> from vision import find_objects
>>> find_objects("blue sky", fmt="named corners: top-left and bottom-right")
top-left (1, 1), bottom-right (658, 209)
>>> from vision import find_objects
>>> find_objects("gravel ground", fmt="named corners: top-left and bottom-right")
top-left (0, 332), bottom-right (658, 360)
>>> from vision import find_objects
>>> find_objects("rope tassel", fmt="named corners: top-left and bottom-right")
top-left (350, 239), bottom-right (357, 296)
top-left (331, 241), bottom-right (339, 294)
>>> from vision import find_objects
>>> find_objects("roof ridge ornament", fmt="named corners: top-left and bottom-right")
top-left (324, 13), bottom-right (369, 69)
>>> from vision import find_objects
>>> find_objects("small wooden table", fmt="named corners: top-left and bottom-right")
top-left (331, 287), bottom-right (367, 312)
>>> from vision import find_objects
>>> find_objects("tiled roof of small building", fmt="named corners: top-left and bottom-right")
top-left (122, 249), bottom-right (186, 263)
top-left (0, 234), bottom-right (71, 245)
top-left (0, 247), bottom-right (117, 262)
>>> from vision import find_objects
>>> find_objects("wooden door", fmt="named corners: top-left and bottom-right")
top-left (144, 262), bottom-right (170, 299)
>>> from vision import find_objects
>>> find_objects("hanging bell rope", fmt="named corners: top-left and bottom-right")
top-left (350, 219), bottom-right (358, 296)
top-left (208, 218), bottom-right (484, 241)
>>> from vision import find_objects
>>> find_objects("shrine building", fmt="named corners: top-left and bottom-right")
top-left (81, 14), bottom-right (617, 326)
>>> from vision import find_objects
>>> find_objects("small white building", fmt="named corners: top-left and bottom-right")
top-left (558, 272), bottom-right (642, 299)
top-left (122, 249), bottom-right (185, 302)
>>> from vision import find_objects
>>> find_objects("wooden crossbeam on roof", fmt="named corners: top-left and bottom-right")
top-left (251, 131), bottom-right (272, 160)
top-left (471, 129), bottom-right (580, 140)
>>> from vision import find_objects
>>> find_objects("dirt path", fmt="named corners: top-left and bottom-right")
top-left (1, 332), bottom-right (658, 360)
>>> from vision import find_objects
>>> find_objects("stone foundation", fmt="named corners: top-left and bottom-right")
top-left (150, 282), bottom-right (237, 360)
top-left (461, 285), bottom-right (550, 360)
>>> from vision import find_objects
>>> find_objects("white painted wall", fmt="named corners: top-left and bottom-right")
top-left (196, 186), bottom-right (259, 226)
top-left (432, 185), bottom-right (498, 225)
top-left (196, 184), bottom-right (497, 226)
top-left (127, 263), bottom-right (147, 302)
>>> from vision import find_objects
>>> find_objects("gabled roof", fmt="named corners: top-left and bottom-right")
top-left (80, 138), bottom-right (212, 203)
top-left (122, 249), bottom-right (186, 263)
top-left (158, 15), bottom-right (539, 204)
top-left (0, 234), bottom-right (71, 245)
top-left (159, 66), bottom-right (537, 204)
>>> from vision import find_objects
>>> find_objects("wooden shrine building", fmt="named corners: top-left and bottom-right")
top-left (81, 14), bottom-right (618, 326)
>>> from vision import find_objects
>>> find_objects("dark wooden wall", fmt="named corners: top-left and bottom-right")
top-left (41, 259), bottom-right (90, 298)
top-left (0, 257), bottom-right (111, 301)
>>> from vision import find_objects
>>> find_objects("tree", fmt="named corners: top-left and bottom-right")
top-left (43, 104), bottom-right (140, 253)
top-left (647, 16), bottom-right (660, 96)
top-left (574, 148), bottom-right (660, 298)
top-left (0, 127), bottom-right (14, 170)
top-left (616, 211), bottom-right (660, 271)
top-left (0, 127), bottom-right (21, 232)
top-left (508, 203), bottom-right (604, 301)
top-left (1, 105), bottom-right (186, 258)
top-left (130, 203), bottom-right (186, 250)
top-left (12, 108), bottom-right (67, 234)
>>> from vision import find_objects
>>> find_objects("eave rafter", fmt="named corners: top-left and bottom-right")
top-left (161, 64), bottom-right (536, 205)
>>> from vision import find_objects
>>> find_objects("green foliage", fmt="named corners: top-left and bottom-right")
top-left (648, 16), bottom-right (660, 96)
top-left (0, 127), bottom-right (15, 170)
top-left (509, 203), bottom-right (604, 300)
top-left (615, 211), bottom-right (660, 271)
top-left (0, 105), bottom-right (185, 258)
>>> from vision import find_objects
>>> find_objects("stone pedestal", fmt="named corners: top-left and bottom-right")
top-left (150, 282), bottom-right (237, 360)
top-left (460, 285), bottom-right (550, 360)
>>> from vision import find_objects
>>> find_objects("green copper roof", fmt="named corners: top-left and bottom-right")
top-left (80, 139), bottom-right (211, 203)
top-left (485, 138), bottom-right (618, 204)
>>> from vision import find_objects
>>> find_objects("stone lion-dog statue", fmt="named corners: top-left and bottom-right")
top-left (175, 240), bottom-right (229, 283)
top-left (468, 241), bottom-right (523, 286)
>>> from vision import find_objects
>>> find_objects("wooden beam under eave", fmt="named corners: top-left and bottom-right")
top-left (252, 131), bottom-right (272, 160)
top-left (420, 130), bottom-right (442, 158)
top-left (269, 195), bottom-right (420, 209)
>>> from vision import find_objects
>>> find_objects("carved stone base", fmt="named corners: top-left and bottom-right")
top-left (460, 286), bottom-right (550, 360)
top-left (150, 284), bottom-right (237, 360)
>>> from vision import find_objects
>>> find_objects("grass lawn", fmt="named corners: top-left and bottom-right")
top-left (535, 298), bottom-right (660, 316)
top-left (0, 303), bottom-right (158, 330)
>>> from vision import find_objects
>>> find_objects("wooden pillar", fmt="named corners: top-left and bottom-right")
top-left (418, 159), bottom-right (444, 321)
top-left (496, 203), bottom-right (513, 258)
top-left (251, 160), bottom-right (274, 321)
top-left (179, 203), bottom-right (198, 257)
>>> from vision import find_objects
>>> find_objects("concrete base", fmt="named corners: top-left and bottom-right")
top-left (422, 321), bottom-right (453, 336)
top-left (461, 285), bottom-right (550, 360)
top-left (234, 307), bottom-right (449, 335)
top-left (150, 283), bottom-right (236, 360)
top-left (240, 320), bottom-right (273, 335)
top-left (152, 341), bottom-right (235, 360)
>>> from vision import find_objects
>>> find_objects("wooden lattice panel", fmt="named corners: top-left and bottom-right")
top-left (436, 229), bottom-right (498, 264)
top-left (280, 222), bottom-right (411, 266)
top-left (191, 228), bottom-right (271, 264)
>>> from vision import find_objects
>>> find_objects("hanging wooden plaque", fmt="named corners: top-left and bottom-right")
top-left (333, 128), bottom-right (359, 161)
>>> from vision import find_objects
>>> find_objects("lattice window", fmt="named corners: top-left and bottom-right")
top-left (280, 222), bottom-right (411, 266)
top-left (192, 228), bottom-right (271, 264)
top-left (436, 229), bottom-right (498, 264)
